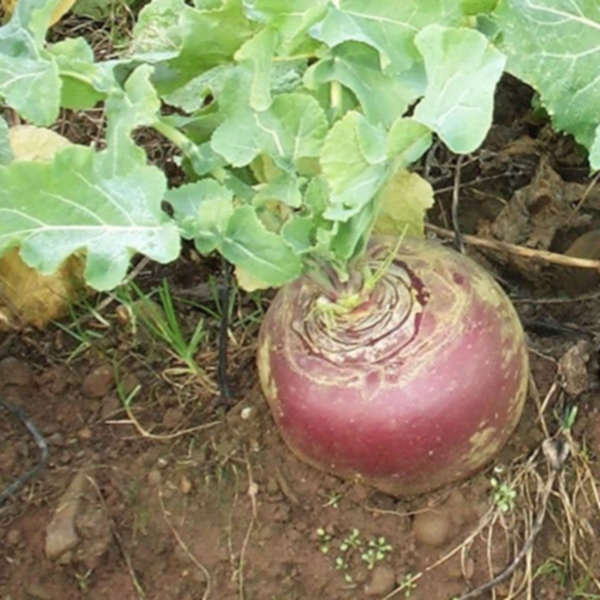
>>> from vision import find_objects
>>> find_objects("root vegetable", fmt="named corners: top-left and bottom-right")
top-left (257, 236), bottom-right (528, 496)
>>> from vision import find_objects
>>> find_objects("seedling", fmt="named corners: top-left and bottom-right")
top-left (361, 536), bottom-right (393, 570)
top-left (334, 556), bottom-right (353, 584)
top-left (316, 527), bottom-right (332, 554)
top-left (339, 528), bottom-right (362, 552)
top-left (397, 573), bottom-right (419, 598)
top-left (490, 477), bottom-right (517, 512)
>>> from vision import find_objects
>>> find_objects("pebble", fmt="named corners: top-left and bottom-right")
top-left (45, 471), bottom-right (87, 560)
top-left (78, 426), bottom-right (93, 441)
top-left (147, 470), bottom-right (162, 486)
top-left (47, 431), bottom-right (65, 446)
top-left (412, 510), bottom-right (451, 547)
top-left (0, 356), bottom-right (34, 387)
top-left (81, 364), bottom-right (114, 398)
top-left (162, 407), bottom-right (184, 429)
top-left (6, 528), bottom-right (21, 545)
top-left (180, 474), bottom-right (192, 494)
top-left (101, 394), bottom-right (121, 420)
top-left (120, 372), bottom-right (141, 396)
top-left (364, 565), bottom-right (395, 596)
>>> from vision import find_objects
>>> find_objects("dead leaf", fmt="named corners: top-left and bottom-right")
top-left (8, 125), bottom-right (72, 161)
top-left (2, 0), bottom-right (76, 25)
top-left (373, 169), bottom-right (433, 239)
top-left (482, 157), bottom-right (592, 283)
top-left (0, 126), bottom-right (87, 330)
top-left (235, 265), bottom-right (271, 292)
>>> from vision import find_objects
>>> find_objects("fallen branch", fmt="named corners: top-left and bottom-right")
top-left (426, 224), bottom-right (600, 271)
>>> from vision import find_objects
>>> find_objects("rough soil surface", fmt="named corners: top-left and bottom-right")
top-left (1, 79), bottom-right (600, 600)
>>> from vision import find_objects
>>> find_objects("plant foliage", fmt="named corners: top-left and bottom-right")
top-left (0, 0), bottom-right (598, 292)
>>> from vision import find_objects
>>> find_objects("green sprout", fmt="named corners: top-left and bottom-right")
top-left (316, 527), bottom-right (332, 554)
top-left (361, 536), bottom-right (393, 569)
top-left (397, 572), bottom-right (419, 597)
top-left (339, 528), bottom-right (362, 552)
top-left (490, 477), bottom-right (517, 512)
top-left (334, 555), bottom-right (353, 583)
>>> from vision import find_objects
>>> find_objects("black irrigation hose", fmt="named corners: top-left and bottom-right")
top-left (0, 397), bottom-right (49, 505)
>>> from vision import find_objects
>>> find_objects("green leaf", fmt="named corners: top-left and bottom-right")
top-left (331, 200), bottom-right (377, 264)
top-left (254, 172), bottom-right (303, 208)
top-left (281, 214), bottom-right (315, 254)
top-left (413, 25), bottom-right (505, 153)
top-left (211, 89), bottom-right (328, 169)
top-left (387, 118), bottom-right (432, 165)
top-left (162, 64), bottom-right (234, 113)
top-left (0, 145), bottom-right (180, 291)
top-left (220, 205), bottom-right (303, 286)
top-left (129, 0), bottom-right (186, 62)
top-left (320, 111), bottom-right (389, 221)
top-left (0, 0), bottom-right (63, 125)
top-left (304, 41), bottom-right (421, 128)
top-left (235, 26), bottom-right (278, 111)
top-left (0, 118), bottom-right (13, 165)
top-left (166, 179), bottom-right (233, 253)
top-left (132, 0), bottom-right (254, 94)
top-left (373, 169), bottom-right (434, 238)
top-left (310, 0), bottom-right (463, 74)
top-left (47, 37), bottom-right (115, 109)
top-left (104, 65), bottom-right (161, 174)
top-left (461, 0), bottom-right (498, 15)
top-left (244, 0), bottom-right (328, 55)
top-left (493, 0), bottom-right (600, 169)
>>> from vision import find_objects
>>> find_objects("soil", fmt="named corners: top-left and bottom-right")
top-left (2, 46), bottom-right (600, 600)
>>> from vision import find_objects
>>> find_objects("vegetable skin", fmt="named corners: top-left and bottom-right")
top-left (258, 236), bottom-right (528, 496)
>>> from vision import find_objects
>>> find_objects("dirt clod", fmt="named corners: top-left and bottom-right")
top-left (82, 364), bottom-right (114, 398)
top-left (0, 356), bottom-right (34, 386)
top-left (45, 470), bottom-right (88, 560)
top-left (364, 564), bottom-right (396, 596)
top-left (412, 511), bottom-right (451, 547)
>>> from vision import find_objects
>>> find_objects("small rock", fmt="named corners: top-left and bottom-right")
top-left (412, 511), bottom-right (451, 547)
top-left (6, 527), bottom-right (21, 545)
top-left (101, 393), bottom-right (121, 420)
top-left (559, 340), bottom-right (591, 396)
top-left (0, 356), bottom-right (34, 387)
top-left (147, 470), bottom-right (162, 486)
top-left (162, 407), bottom-right (184, 429)
top-left (59, 450), bottom-right (72, 465)
top-left (82, 365), bottom-right (114, 398)
top-left (120, 372), bottom-right (141, 396)
top-left (266, 477), bottom-right (279, 495)
top-left (25, 583), bottom-right (55, 600)
top-left (364, 565), bottom-right (395, 596)
top-left (45, 471), bottom-right (88, 560)
top-left (180, 474), bottom-right (192, 494)
top-left (78, 427), bottom-right (93, 441)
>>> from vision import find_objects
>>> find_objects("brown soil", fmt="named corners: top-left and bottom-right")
top-left (2, 77), bottom-right (600, 600)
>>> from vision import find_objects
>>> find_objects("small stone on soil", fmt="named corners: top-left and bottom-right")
top-left (82, 364), bottom-right (114, 398)
top-left (6, 527), bottom-right (21, 545)
top-left (78, 426), bottom-right (93, 440)
top-left (45, 471), bottom-right (88, 560)
top-left (364, 565), bottom-right (395, 596)
top-left (101, 393), bottom-right (121, 419)
top-left (147, 470), bottom-right (162, 486)
top-left (0, 356), bottom-right (34, 387)
top-left (180, 474), bottom-right (192, 494)
top-left (412, 511), bottom-right (451, 547)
